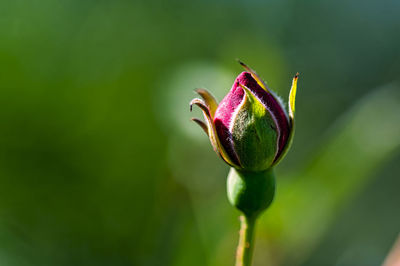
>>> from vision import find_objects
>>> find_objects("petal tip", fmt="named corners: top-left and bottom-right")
top-left (236, 61), bottom-right (269, 92)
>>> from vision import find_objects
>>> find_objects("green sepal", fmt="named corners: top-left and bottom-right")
top-left (231, 85), bottom-right (278, 171)
top-left (227, 167), bottom-right (275, 218)
top-left (288, 73), bottom-right (298, 120)
top-left (272, 74), bottom-right (298, 166)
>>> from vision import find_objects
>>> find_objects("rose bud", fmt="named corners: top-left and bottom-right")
top-left (190, 62), bottom-right (298, 172)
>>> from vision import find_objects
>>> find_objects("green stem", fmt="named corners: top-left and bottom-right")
top-left (235, 215), bottom-right (257, 266)
top-left (227, 168), bottom-right (275, 266)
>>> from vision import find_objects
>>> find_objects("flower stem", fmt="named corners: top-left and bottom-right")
top-left (235, 214), bottom-right (257, 266)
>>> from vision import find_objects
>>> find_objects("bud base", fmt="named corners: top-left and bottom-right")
top-left (227, 167), bottom-right (275, 218)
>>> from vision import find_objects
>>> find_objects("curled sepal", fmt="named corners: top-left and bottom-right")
top-left (190, 98), bottom-right (211, 118)
top-left (190, 98), bottom-right (240, 168)
top-left (238, 60), bottom-right (269, 93)
top-left (191, 118), bottom-right (208, 135)
top-left (194, 89), bottom-right (218, 118)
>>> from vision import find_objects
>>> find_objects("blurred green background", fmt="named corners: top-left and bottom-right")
top-left (0, 0), bottom-right (399, 265)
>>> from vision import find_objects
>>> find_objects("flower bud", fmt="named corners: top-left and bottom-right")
top-left (190, 62), bottom-right (298, 172)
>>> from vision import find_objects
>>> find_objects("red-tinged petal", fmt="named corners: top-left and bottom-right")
top-left (213, 80), bottom-right (244, 166)
top-left (190, 98), bottom-right (240, 168)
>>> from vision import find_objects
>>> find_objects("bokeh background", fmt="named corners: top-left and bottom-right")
top-left (0, 0), bottom-right (399, 265)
